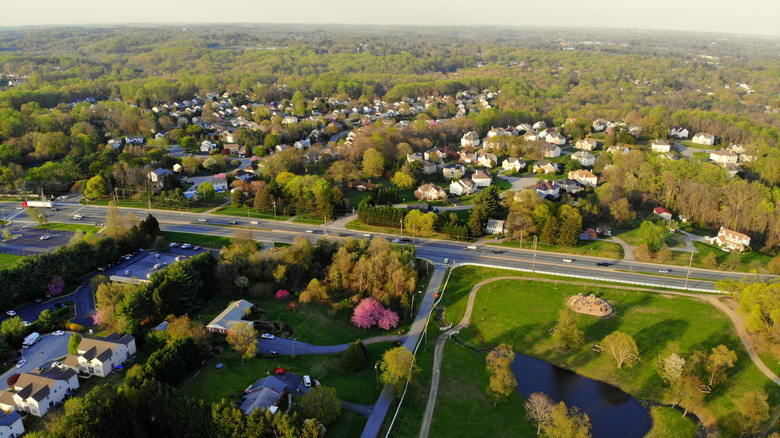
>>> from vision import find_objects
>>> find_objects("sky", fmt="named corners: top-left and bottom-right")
top-left (1, 0), bottom-right (780, 37)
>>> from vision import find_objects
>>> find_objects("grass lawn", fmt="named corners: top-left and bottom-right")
top-left (440, 267), bottom-right (779, 436)
top-left (429, 344), bottom-right (534, 438)
top-left (292, 214), bottom-right (328, 225)
top-left (0, 253), bottom-right (20, 268)
top-left (161, 231), bottom-right (244, 249)
top-left (343, 188), bottom-right (374, 210)
top-left (691, 151), bottom-right (711, 161)
top-left (645, 406), bottom-right (698, 438)
top-left (680, 140), bottom-right (719, 151)
top-left (665, 242), bottom-right (775, 273)
top-left (490, 239), bottom-right (624, 259)
top-left (213, 206), bottom-right (291, 221)
top-left (328, 410), bottom-right (368, 437)
top-left (180, 343), bottom-right (391, 405)
top-left (81, 198), bottom-right (215, 213)
top-left (38, 223), bottom-right (101, 233)
top-left (345, 219), bottom-right (459, 242)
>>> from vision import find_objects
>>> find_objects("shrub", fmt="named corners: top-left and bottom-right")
top-left (276, 289), bottom-right (290, 300)
top-left (65, 322), bottom-right (87, 332)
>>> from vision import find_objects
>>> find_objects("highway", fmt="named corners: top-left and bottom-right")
top-left (0, 199), bottom-right (761, 292)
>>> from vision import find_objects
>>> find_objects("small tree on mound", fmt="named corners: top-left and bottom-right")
top-left (352, 298), bottom-right (399, 330)
top-left (68, 333), bottom-right (82, 355)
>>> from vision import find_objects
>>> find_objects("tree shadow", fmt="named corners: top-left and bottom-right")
top-left (632, 318), bottom-right (691, 360)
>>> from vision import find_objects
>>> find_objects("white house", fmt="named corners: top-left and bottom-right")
top-left (0, 368), bottom-right (79, 417)
top-left (568, 169), bottom-right (598, 187)
top-left (173, 163), bottom-right (183, 173)
top-left (0, 411), bottom-right (23, 437)
top-left (62, 333), bottom-right (137, 377)
top-left (607, 145), bottom-right (630, 155)
top-left (531, 180), bottom-right (561, 198)
top-left (472, 170), bottom-right (492, 187)
top-left (449, 179), bottom-right (475, 196)
top-left (294, 138), bottom-right (311, 149)
top-left (692, 132), bottom-right (715, 146)
top-left (533, 161), bottom-right (559, 174)
top-left (207, 300), bottom-right (255, 335)
top-left (592, 119), bottom-right (608, 132)
top-left (572, 151), bottom-right (596, 167)
top-left (708, 227), bottom-right (751, 252)
top-left (670, 127), bottom-right (689, 139)
top-left (532, 120), bottom-right (547, 130)
top-left (653, 207), bottom-right (673, 221)
top-left (502, 157), bottom-right (526, 172)
top-left (461, 131), bottom-right (480, 148)
top-left (200, 140), bottom-right (216, 153)
top-left (709, 150), bottom-right (738, 165)
top-left (421, 160), bottom-right (438, 175)
top-left (148, 168), bottom-right (173, 185)
top-left (651, 140), bottom-right (671, 153)
top-left (406, 152), bottom-right (423, 163)
top-left (477, 152), bottom-right (498, 168)
top-left (424, 148), bottom-right (444, 162)
top-left (458, 151), bottom-right (476, 164)
top-left (485, 219), bottom-right (505, 235)
top-left (575, 138), bottom-right (597, 151)
top-left (542, 144), bottom-right (561, 158)
top-left (414, 183), bottom-right (447, 201)
top-left (547, 133), bottom-right (567, 146)
top-left (442, 163), bottom-right (467, 180)
top-left (523, 130), bottom-right (539, 142)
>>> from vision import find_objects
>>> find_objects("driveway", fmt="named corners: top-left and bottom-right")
top-left (675, 142), bottom-right (710, 160)
top-left (496, 172), bottom-right (539, 197)
top-left (0, 333), bottom-right (71, 383)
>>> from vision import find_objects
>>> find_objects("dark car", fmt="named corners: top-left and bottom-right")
top-left (596, 262), bottom-right (612, 267)
top-left (492, 250), bottom-right (502, 254)
top-left (54, 303), bottom-right (67, 309)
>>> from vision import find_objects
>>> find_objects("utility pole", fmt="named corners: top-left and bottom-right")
top-left (532, 235), bottom-right (538, 273)
top-left (684, 252), bottom-right (694, 289)
top-left (323, 215), bottom-right (328, 236)
top-left (246, 205), bottom-right (252, 241)
top-left (400, 218), bottom-right (403, 236)
top-left (273, 200), bottom-right (277, 218)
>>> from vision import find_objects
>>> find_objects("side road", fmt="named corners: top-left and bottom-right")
top-left (417, 275), bottom-right (780, 438)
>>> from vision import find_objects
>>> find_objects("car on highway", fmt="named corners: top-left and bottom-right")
top-left (562, 258), bottom-right (574, 263)
top-left (443, 258), bottom-right (449, 264)
top-left (16, 359), bottom-right (26, 368)
top-left (492, 250), bottom-right (502, 254)
top-left (40, 235), bottom-right (51, 240)
top-left (467, 245), bottom-right (477, 249)
top-left (193, 246), bottom-right (201, 251)
top-left (596, 262), bottom-right (613, 266)
top-left (260, 333), bottom-right (275, 340)
top-left (197, 218), bottom-right (207, 222)
top-left (250, 221), bottom-right (258, 225)
top-left (659, 269), bottom-right (671, 273)
top-left (306, 230), bottom-right (314, 234)
top-left (52, 330), bottom-right (65, 336)
top-left (391, 239), bottom-right (400, 243)
top-left (229, 221), bottom-right (238, 225)
top-left (5, 310), bottom-right (16, 317)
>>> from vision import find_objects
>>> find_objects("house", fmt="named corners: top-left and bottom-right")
top-left (472, 170), bottom-right (492, 187)
top-left (0, 411), bottom-right (23, 437)
top-left (670, 127), bottom-right (689, 139)
top-left (449, 178), bottom-right (475, 196)
top-left (571, 151), bottom-right (596, 167)
top-left (485, 219), bottom-right (505, 235)
top-left (124, 136), bottom-right (145, 145)
top-left (424, 148), bottom-right (444, 162)
top-left (502, 157), bottom-right (526, 172)
top-left (592, 119), bottom-right (608, 132)
top-left (461, 131), bottom-right (480, 148)
top-left (442, 163), bottom-right (467, 180)
top-left (207, 176), bottom-right (228, 192)
top-left (207, 299), bottom-right (255, 334)
top-left (282, 116), bottom-right (298, 125)
top-left (241, 376), bottom-right (288, 415)
top-left (414, 183), bottom-right (447, 201)
top-left (568, 169), bottom-right (598, 187)
top-left (709, 227), bottom-right (751, 252)
top-left (558, 179), bottom-right (584, 194)
top-left (421, 160), bottom-right (438, 175)
top-left (148, 168), bottom-right (173, 185)
top-left (173, 163), bottom-right (183, 173)
top-left (477, 152), bottom-right (498, 168)
top-left (547, 133), bottom-right (567, 146)
top-left (348, 180), bottom-right (377, 191)
top-left (533, 161), bottom-right (559, 174)
top-left (62, 333), bottom-right (137, 377)
top-left (575, 138), bottom-right (597, 151)
top-left (726, 144), bottom-right (746, 154)
top-left (458, 151), bottom-right (476, 164)
top-left (650, 140), bottom-right (671, 153)
top-left (692, 132), bottom-right (715, 146)
top-left (234, 169), bottom-right (253, 181)
top-left (531, 181), bottom-right (561, 199)
top-left (541, 144), bottom-right (561, 158)
top-left (532, 121), bottom-right (547, 130)
top-left (709, 149), bottom-right (739, 165)
top-left (0, 367), bottom-right (79, 417)
top-left (222, 144), bottom-right (247, 157)
top-left (107, 138), bottom-right (122, 149)
top-left (607, 145), bottom-right (630, 155)
top-left (523, 130), bottom-right (539, 142)
top-left (653, 207), bottom-right (673, 221)
top-left (274, 144), bottom-right (289, 153)
top-left (294, 139), bottom-right (311, 150)
top-left (200, 140), bottom-right (216, 153)
top-left (406, 153), bottom-right (423, 163)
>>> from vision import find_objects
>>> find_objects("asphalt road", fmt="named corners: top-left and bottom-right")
top-left (0, 333), bottom-right (71, 383)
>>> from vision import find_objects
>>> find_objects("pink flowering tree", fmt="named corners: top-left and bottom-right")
top-left (48, 276), bottom-right (65, 297)
top-left (352, 298), bottom-right (399, 330)
top-left (276, 289), bottom-right (290, 300)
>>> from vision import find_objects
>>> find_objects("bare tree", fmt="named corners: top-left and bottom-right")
top-left (525, 392), bottom-right (554, 435)
top-left (603, 331), bottom-right (639, 369)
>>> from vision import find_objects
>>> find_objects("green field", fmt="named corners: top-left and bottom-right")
top-left (38, 223), bottom-right (101, 233)
top-left (645, 406), bottom-right (698, 438)
top-left (160, 231), bottom-right (240, 249)
top-left (490, 238), bottom-right (624, 259)
top-left (212, 206), bottom-right (291, 221)
top-left (436, 266), bottom-right (779, 436)
top-left (0, 253), bottom-right (20, 268)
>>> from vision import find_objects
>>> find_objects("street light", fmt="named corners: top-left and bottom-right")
top-left (374, 360), bottom-right (380, 389)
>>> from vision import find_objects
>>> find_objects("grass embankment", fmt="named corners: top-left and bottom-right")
top-left (614, 227), bottom-right (687, 248)
top-left (160, 231), bottom-right (237, 249)
top-left (81, 197), bottom-right (222, 213)
top-left (345, 219), bottom-right (463, 242)
top-left (645, 406), bottom-right (698, 438)
top-left (212, 206), bottom-right (291, 221)
top-left (434, 266), bottom-right (779, 436)
top-left (489, 239), bottom-right (624, 259)
top-left (38, 223), bottom-right (101, 233)
top-left (0, 253), bottom-right (21, 268)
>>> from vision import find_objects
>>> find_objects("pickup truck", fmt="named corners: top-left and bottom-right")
top-left (73, 214), bottom-right (83, 220)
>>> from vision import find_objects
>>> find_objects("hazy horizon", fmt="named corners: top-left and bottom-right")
top-left (2, 0), bottom-right (780, 38)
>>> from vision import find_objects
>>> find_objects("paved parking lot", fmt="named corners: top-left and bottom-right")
top-left (0, 224), bottom-right (74, 255)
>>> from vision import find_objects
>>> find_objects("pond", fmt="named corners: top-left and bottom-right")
top-left (511, 353), bottom-right (652, 438)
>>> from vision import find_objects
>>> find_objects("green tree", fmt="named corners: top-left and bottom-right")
top-left (557, 205), bottom-right (582, 246)
top-left (737, 282), bottom-right (780, 336)
top-left (84, 175), bottom-right (108, 200)
top-left (554, 309), bottom-right (584, 350)
top-left (362, 148), bottom-right (385, 178)
top-left (341, 340), bottom-right (368, 372)
top-left (179, 136), bottom-right (197, 151)
top-left (380, 346), bottom-right (420, 396)
top-left (702, 251), bottom-right (718, 269)
top-left (298, 386), bottom-right (342, 425)
top-left (1, 317), bottom-right (26, 347)
top-left (226, 321), bottom-right (258, 366)
top-left (735, 390), bottom-right (770, 435)
top-left (539, 216), bottom-right (560, 245)
top-left (541, 402), bottom-right (592, 438)
top-left (197, 182), bottom-right (216, 202)
top-left (68, 333), bottom-right (83, 355)
top-left (638, 220), bottom-right (665, 252)
top-left (705, 345), bottom-right (737, 386)
top-left (603, 331), bottom-right (639, 369)
top-left (485, 344), bottom-right (517, 403)
top-left (392, 171), bottom-right (415, 190)
top-left (37, 309), bottom-right (57, 332)
top-left (230, 189), bottom-right (243, 208)
top-left (27, 207), bottom-right (50, 226)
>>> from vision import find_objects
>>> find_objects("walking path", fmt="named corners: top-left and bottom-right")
top-left (417, 275), bottom-right (780, 438)
top-left (605, 236), bottom-right (635, 261)
top-left (343, 401), bottom-right (374, 418)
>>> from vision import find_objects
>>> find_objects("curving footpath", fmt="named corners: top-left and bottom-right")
top-left (418, 276), bottom-right (780, 438)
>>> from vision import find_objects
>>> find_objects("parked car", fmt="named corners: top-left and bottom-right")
top-left (260, 333), bottom-right (275, 340)
top-left (181, 243), bottom-right (192, 249)
top-left (52, 330), bottom-right (65, 336)
top-left (313, 379), bottom-right (321, 388)
top-left (443, 258), bottom-right (449, 264)
top-left (51, 361), bottom-right (63, 368)
top-left (5, 310), bottom-right (16, 316)
top-left (273, 367), bottom-right (285, 374)
top-left (302, 375), bottom-right (312, 387)
top-left (169, 242), bottom-right (179, 247)
top-left (34, 298), bottom-right (43, 303)
top-left (15, 359), bottom-right (26, 368)
top-left (54, 303), bottom-right (67, 309)
top-left (22, 321), bottom-right (31, 327)
top-left (193, 246), bottom-right (201, 251)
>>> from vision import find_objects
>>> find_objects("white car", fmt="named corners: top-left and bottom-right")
top-left (40, 235), bottom-right (51, 240)
top-left (198, 218), bottom-right (207, 222)
top-left (443, 258), bottom-right (449, 265)
top-left (260, 333), bottom-right (275, 340)
top-left (305, 230), bottom-right (314, 234)
top-left (659, 269), bottom-right (671, 273)
top-left (52, 330), bottom-right (65, 336)
top-left (5, 310), bottom-right (16, 317)
top-left (51, 361), bottom-right (63, 368)
top-left (562, 258), bottom-right (574, 263)
top-left (250, 221), bottom-right (259, 225)
top-left (181, 243), bottom-right (192, 249)
top-left (16, 359), bottom-right (26, 368)
top-left (22, 321), bottom-right (31, 327)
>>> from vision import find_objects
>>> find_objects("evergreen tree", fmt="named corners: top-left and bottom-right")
top-left (540, 216), bottom-right (560, 245)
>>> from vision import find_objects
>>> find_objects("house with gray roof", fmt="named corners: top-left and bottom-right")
top-left (0, 367), bottom-right (79, 417)
top-left (207, 299), bottom-right (255, 335)
top-left (241, 375), bottom-right (288, 415)
top-left (62, 333), bottom-right (137, 377)
top-left (0, 411), bottom-right (23, 436)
